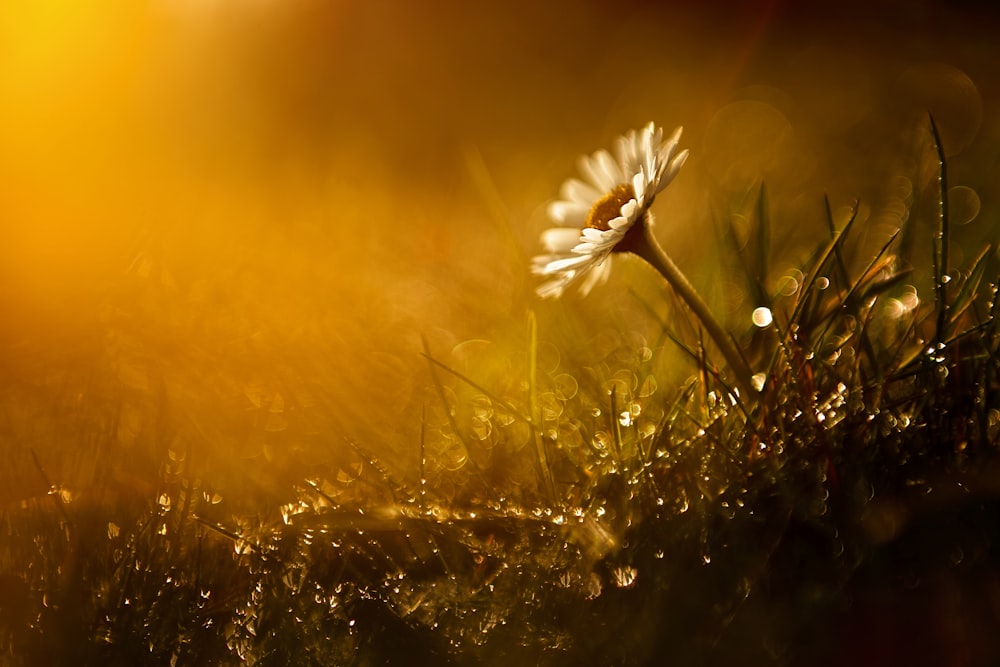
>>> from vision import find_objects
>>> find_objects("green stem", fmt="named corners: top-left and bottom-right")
top-left (623, 220), bottom-right (755, 398)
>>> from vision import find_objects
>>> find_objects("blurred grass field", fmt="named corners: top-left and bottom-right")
top-left (2, 0), bottom-right (997, 495)
top-left (2, 1), bottom-right (1000, 664)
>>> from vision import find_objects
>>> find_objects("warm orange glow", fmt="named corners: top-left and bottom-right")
top-left (1, 1), bottom-right (998, 502)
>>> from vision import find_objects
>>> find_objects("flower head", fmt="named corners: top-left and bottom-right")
top-left (532, 122), bottom-right (689, 298)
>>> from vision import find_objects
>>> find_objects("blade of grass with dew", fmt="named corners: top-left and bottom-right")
top-left (678, 408), bottom-right (740, 472)
top-left (345, 438), bottom-right (420, 504)
top-left (655, 323), bottom-right (757, 431)
top-left (823, 195), bottom-right (853, 293)
top-left (821, 195), bottom-right (888, 375)
top-left (812, 229), bottom-right (900, 351)
top-left (981, 283), bottom-right (1000, 439)
top-left (627, 285), bottom-right (755, 424)
top-left (646, 378), bottom-right (699, 466)
top-left (881, 310), bottom-right (924, 381)
top-left (858, 263), bottom-right (913, 303)
top-left (527, 310), bottom-right (556, 502)
top-left (419, 406), bottom-right (428, 514)
top-left (947, 244), bottom-right (992, 335)
top-left (608, 384), bottom-right (624, 468)
top-left (786, 200), bottom-right (860, 334)
top-left (929, 113), bottom-right (951, 343)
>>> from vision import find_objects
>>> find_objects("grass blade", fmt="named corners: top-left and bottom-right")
top-left (929, 113), bottom-right (951, 342)
top-left (787, 199), bottom-right (860, 333)
top-left (528, 310), bottom-right (555, 501)
top-left (947, 244), bottom-right (992, 334)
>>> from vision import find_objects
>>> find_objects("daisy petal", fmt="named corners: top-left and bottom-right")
top-left (655, 149), bottom-right (688, 194)
top-left (560, 177), bottom-right (601, 204)
top-left (548, 200), bottom-right (590, 225)
top-left (579, 260), bottom-right (612, 296)
top-left (541, 227), bottom-right (586, 252)
top-left (620, 199), bottom-right (637, 219)
top-left (632, 172), bottom-right (647, 204)
top-left (593, 149), bottom-right (622, 188)
top-left (539, 255), bottom-right (591, 273)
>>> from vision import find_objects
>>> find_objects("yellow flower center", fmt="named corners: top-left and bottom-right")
top-left (585, 183), bottom-right (635, 231)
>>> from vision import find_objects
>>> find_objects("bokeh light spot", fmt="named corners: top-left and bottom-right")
top-left (752, 307), bottom-right (773, 328)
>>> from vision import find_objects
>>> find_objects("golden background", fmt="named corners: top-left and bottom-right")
top-left (2, 0), bottom-right (997, 503)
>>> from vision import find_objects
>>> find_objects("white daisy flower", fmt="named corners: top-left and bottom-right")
top-left (532, 122), bottom-right (689, 298)
top-left (532, 122), bottom-right (756, 397)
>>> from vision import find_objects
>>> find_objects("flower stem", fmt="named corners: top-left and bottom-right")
top-left (623, 221), bottom-right (755, 398)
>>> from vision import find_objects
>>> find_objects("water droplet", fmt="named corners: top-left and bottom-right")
top-left (611, 565), bottom-right (638, 588)
top-left (592, 431), bottom-right (610, 452)
top-left (678, 494), bottom-right (690, 513)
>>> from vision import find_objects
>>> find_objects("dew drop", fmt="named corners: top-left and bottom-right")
top-left (678, 494), bottom-right (690, 513)
top-left (611, 566), bottom-right (638, 589)
top-left (586, 573), bottom-right (602, 599)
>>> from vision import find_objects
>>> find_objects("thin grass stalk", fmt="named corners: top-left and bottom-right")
top-left (753, 183), bottom-right (771, 308)
top-left (527, 310), bottom-right (556, 501)
top-left (929, 113), bottom-right (951, 342)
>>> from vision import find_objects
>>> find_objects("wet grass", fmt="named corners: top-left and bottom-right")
top-left (2, 122), bottom-right (1000, 666)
